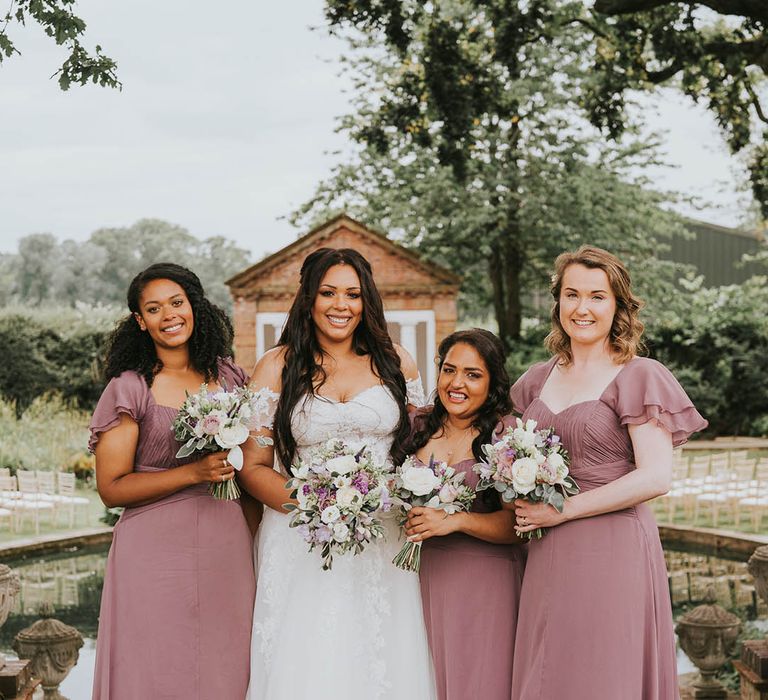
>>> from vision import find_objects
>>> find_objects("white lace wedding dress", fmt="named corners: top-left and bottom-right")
top-left (247, 380), bottom-right (436, 700)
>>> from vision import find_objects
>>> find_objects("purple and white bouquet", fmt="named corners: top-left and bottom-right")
top-left (285, 438), bottom-right (392, 571)
top-left (390, 455), bottom-right (476, 572)
top-left (473, 418), bottom-right (577, 540)
top-left (172, 384), bottom-right (277, 500)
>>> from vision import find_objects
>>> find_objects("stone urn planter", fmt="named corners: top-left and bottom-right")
top-left (676, 587), bottom-right (741, 699)
top-left (748, 545), bottom-right (768, 607)
top-left (0, 564), bottom-right (21, 668)
top-left (13, 604), bottom-right (84, 700)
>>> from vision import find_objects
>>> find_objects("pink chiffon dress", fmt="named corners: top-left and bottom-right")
top-left (509, 356), bottom-right (707, 700)
top-left (89, 357), bottom-right (256, 700)
top-left (414, 415), bottom-right (526, 700)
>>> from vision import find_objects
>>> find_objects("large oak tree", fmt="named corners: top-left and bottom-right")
top-left (325, 0), bottom-right (767, 215)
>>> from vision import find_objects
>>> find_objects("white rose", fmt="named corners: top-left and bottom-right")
top-left (512, 427), bottom-right (537, 451)
top-left (215, 424), bottom-right (250, 449)
top-left (511, 457), bottom-right (539, 495)
top-left (321, 505), bottom-right (341, 524)
top-left (438, 483), bottom-right (459, 503)
top-left (325, 455), bottom-right (358, 475)
top-left (333, 522), bottom-right (350, 542)
top-left (333, 476), bottom-right (352, 489)
top-left (401, 465), bottom-right (441, 496)
top-left (336, 486), bottom-right (361, 508)
top-left (547, 452), bottom-right (565, 471)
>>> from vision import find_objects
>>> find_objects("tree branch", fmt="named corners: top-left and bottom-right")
top-left (645, 59), bottom-right (683, 83)
top-left (594, 0), bottom-right (768, 24)
top-left (745, 81), bottom-right (768, 124)
top-left (703, 35), bottom-right (768, 72)
top-left (567, 17), bottom-right (612, 41)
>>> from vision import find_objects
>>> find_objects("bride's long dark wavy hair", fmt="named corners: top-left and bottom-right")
top-left (104, 263), bottom-right (233, 386)
top-left (273, 248), bottom-right (409, 470)
top-left (399, 329), bottom-right (511, 469)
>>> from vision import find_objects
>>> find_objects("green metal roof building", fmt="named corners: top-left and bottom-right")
top-left (669, 221), bottom-right (766, 286)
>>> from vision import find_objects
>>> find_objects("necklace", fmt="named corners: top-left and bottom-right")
top-left (440, 424), bottom-right (478, 462)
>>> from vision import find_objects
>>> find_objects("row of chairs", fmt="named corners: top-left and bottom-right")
top-left (656, 450), bottom-right (768, 531)
top-left (673, 450), bottom-right (768, 481)
top-left (0, 469), bottom-right (90, 534)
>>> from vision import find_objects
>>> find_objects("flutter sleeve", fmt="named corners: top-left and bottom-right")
top-left (88, 372), bottom-right (150, 452)
top-left (218, 356), bottom-right (250, 388)
top-left (509, 359), bottom-right (552, 416)
top-left (607, 357), bottom-right (708, 446)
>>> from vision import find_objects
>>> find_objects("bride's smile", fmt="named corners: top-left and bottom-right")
top-left (312, 263), bottom-right (364, 345)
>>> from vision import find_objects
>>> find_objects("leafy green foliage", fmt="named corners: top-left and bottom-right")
top-left (0, 306), bottom-right (116, 416)
top-left (3, 219), bottom-right (252, 311)
top-left (0, 394), bottom-right (90, 472)
top-left (0, 0), bottom-right (119, 90)
top-left (324, 0), bottom-right (768, 216)
top-left (646, 276), bottom-right (768, 436)
top-left (302, 0), bottom-right (690, 346)
top-left (586, 0), bottom-right (768, 216)
top-left (0, 315), bottom-right (106, 416)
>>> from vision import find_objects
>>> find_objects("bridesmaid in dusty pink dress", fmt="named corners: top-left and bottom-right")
top-left (89, 263), bottom-right (255, 699)
top-left (510, 247), bottom-right (707, 700)
top-left (403, 329), bottom-right (525, 700)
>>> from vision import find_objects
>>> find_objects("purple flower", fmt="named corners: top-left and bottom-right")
top-left (302, 485), bottom-right (311, 496)
top-left (315, 525), bottom-right (333, 543)
top-left (352, 472), bottom-right (370, 495)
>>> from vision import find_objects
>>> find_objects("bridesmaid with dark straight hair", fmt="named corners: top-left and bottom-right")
top-left (510, 246), bottom-right (707, 700)
top-left (89, 263), bottom-right (255, 699)
top-left (403, 329), bottom-right (525, 700)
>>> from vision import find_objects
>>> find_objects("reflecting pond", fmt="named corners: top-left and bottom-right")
top-left (0, 540), bottom-right (765, 696)
top-left (0, 545), bottom-right (106, 699)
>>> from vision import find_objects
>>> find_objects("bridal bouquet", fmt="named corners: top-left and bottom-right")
top-left (390, 455), bottom-right (476, 572)
top-left (474, 418), bottom-right (577, 540)
top-left (285, 439), bottom-right (391, 571)
top-left (173, 384), bottom-right (276, 500)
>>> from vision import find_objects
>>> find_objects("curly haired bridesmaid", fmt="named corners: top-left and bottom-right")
top-left (89, 263), bottom-right (255, 699)
top-left (510, 246), bottom-right (707, 700)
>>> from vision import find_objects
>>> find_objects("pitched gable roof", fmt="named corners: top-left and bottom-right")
top-left (226, 214), bottom-right (461, 296)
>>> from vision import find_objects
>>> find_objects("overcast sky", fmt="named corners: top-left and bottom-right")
top-left (0, 1), bottom-right (753, 263)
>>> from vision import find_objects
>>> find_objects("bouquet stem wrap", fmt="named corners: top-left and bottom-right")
top-left (391, 455), bottom-right (476, 572)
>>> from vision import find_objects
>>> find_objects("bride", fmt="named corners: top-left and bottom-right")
top-left (240, 247), bottom-right (436, 699)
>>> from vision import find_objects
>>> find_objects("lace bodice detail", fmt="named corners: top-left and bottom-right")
top-left (259, 378), bottom-right (426, 471)
top-left (249, 375), bottom-right (436, 700)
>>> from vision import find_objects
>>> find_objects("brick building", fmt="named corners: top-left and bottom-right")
top-left (226, 214), bottom-right (461, 391)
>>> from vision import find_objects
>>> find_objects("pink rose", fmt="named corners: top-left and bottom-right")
top-left (201, 414), bottom-right (222, 436)
top-left (438, 483), bottom-right (459, 503)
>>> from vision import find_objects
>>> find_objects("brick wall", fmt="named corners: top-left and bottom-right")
top-left (229, 220), bottom-right (458, 368)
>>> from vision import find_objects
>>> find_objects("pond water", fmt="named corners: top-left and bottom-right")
top-left (0, 541), bottom-right (764, 697)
